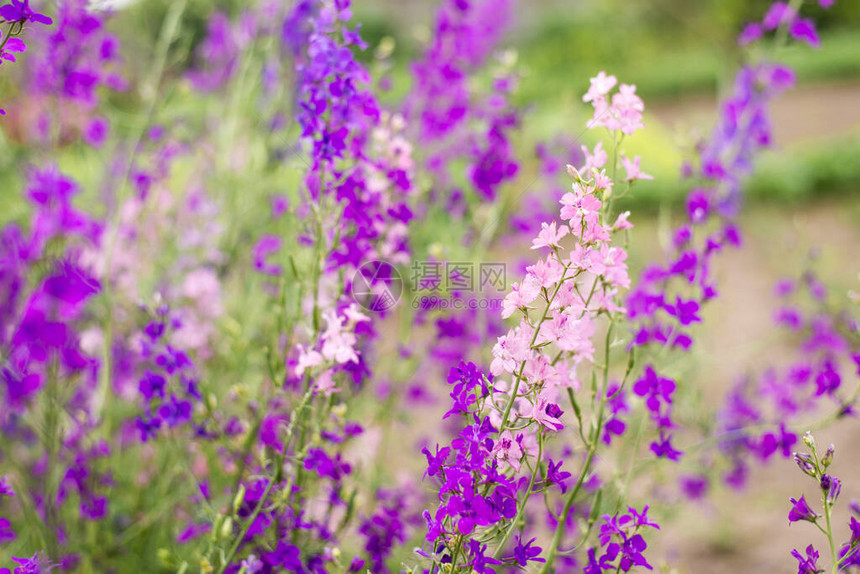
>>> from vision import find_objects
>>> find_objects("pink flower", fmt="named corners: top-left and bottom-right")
top-left (790, 18), bottom-right (820, 48)
top-left (491, 430), bottom-right (524, 472)
top-left (581, 141), bottom-right (607, 172)
top-left (343, 303), bottom-right (370, 325)
top-left (501, 275), bottom-right (542, 318)
top-left (531, 221), bottom-right (570, 250)
top-left (295, 345), bottom-right (323, 376)
top-left (552, 281), bottom-right (586, 315)
top-left (554, 359), bottom-right (582, 392)
top-left (612, 84), bottom-right (645, 135)
top-left (527, 257), bottom-right (565, 289)
top-left (738, 22), bottom-right (763, 45)
top-left (314, 370), bottom-right (339, 397)
top-left (527, 393), bottom-right (565, 431)
top-left (523, 353), bottom-right (561, 387)
top-left (582, 71), bottom-right (617, 103)
top-left (320, 310), bottom-right (360, 365)
top-left (491, 324), bottom-right (535, 376)
top-left (613, 211), bottom-right (634, 231)
top-left (621, 156), bottom-right (653, 181)
top-left (591, 288), bottom-right (626, 315)
top-left (592, 245), bottom-right (630, 288)
top-left (763, 2), bottom-right (795, 30)
top-left (537, 314), bottom-right (595, 359)
top-left (559, 190), bottom-right (602, 225)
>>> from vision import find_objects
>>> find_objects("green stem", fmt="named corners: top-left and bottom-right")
top-left (540, 319), bottom-right (615, 573)
top-left (493, 431), bottom-right (544, 558)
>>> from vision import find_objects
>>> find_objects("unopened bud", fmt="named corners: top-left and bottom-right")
top-left (794, 452), bottom-right (817, 477)
top-left (157, 548), bottom-right (171, 566)
top-left (821, 444), bottom-right (835, 468)
top-left (233, 484), bottom-right (246, 514)
top-left (220, 517), bottom-right (233, 540)
top-left (803, 431), bottom-right (816, 449)
top-left (821, 474), bottom-right (842, 506)
top-left (566, 164), bottom-right (582, 181)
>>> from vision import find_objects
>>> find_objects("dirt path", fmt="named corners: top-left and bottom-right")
top-left (650, 81), bottom-right (860, 145)
top-left (639, 199), bottom-right (860, 573)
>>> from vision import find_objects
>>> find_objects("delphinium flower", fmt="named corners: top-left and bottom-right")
top-left (406, 0), bottom-right (518, 201)
top-left (785, 434), bottom-right (860, 574)
top-left (0, 553), bottom-right (55, 574)
top-left (187, 10), bottom-right (255, 93)
top-left (626, 0), bottom-right (833, 465)
top-left (23, 0), bottom-right (125, 142)
top-left (583, 506), bottom-right (660, 573)
top-left (0, 0), bottom-right (52, 114)
top-left (201, 3), bottom-right (420, 571)
top-left (415, 75), bottom-right (662, 572)
top-left (713, 266), bottom-right (858, 489)
top-left (0, 166), bottom-right (104, 563)
top-left (283, 0), bottom-right (414, 274)
top-left (132, 302), bottom-right (207, 441)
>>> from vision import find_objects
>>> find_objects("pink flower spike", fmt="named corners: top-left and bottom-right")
top-left (531, 221), bottom-right (570, 250)
top-left (621, 156), bottom-right (653, 182)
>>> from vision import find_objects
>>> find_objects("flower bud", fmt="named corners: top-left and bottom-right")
top-left (821, 444), bottom-right (835, 468)
top-left (220, 517), bottom-right (233, 540)
top-left (794, 452), bottom-right (817, 477)
top-left (821, 475), bottom-right (842, 506)
top-left (233, 484), bottom-right (246, 514)
top-left (566, 164), bottom-right (582, 182)
top-left (803, 431), bottom-right (815, 449)
top-left (156, 548), bottom-right (171, 566)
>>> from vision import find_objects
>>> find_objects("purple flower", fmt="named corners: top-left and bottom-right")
top-left (138, 371), bottom-right (166, 400)
top-left (665, 296), bottom-right (701, 326)
top-left (820, 475), bottom-right (841, 505)
top-left (0, 0), bottom-right (52, 25)
top-left (650, 433), bottom-right (683, 461)
top-left (509, 536), bottom-right (545, 566)
top-left (791, 544), bottom-right (821, 574)
top-left (738, 22), bottom-right (763, 45)
top-left (788, 495), bottom-right (819, 523)
top-left (253, 235), bottom-right (283, 276)
top-left (422, 444), bottom-right (450, 478)
top-left (633, 366), bottom-right (676, 417)
top-left (544, 458), bottom-right (572, 493)
top-left (790, 18), bottom-right (820, 48)
top-left (1, 552), bottom-right (56, 574)
top-left (679, 475), bottom-right (708, 500)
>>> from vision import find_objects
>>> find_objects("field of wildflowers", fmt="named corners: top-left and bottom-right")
top-left (0, 0), bottom-right (859, 572)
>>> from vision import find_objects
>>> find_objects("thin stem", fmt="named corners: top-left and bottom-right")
top-left (540, 319), bottom-right (615, 572)
top-left (493, 431), bottom-right (544, 558)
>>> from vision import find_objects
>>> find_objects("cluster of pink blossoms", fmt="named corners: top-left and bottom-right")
top-left (583, 71), bottom-right (645, 136)
top-left (490, 75), bottom-right (640, 439)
